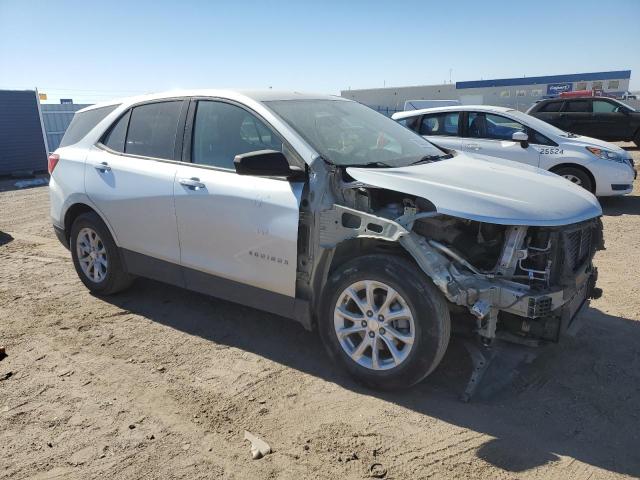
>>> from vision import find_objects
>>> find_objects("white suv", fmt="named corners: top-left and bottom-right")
top-left (392, 105), bottom-right (636, 196)
top-left (49, 90), bottom-right (604, 393)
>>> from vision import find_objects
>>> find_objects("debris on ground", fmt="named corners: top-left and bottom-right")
top-left (14, 178), bottom-right (48, 189)
top-left (369, 463), bottom-right (387, 478)
top-left (0, 346), bottom-right (6, 361)
top-left (244, 430), bottom-right (271, 459)
top-left (1, 371), bottom-right (13, 381)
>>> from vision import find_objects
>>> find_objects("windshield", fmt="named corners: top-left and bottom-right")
top-left (507, 109), bottom-right (576, 138)
top-left (265, 99), bottom-right (446, 167)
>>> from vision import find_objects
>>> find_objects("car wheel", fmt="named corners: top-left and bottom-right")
top-left (553, 167), bottom-right (593, 193)
top-left (70, 212), bottom-right (133, 295)
top-left (634, 130), bottom-right (640, 148)
top-left (319, 254), bottom-right (451, 390)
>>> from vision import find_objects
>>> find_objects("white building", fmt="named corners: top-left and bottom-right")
top-left (341, 70), bottom-right (632, 115)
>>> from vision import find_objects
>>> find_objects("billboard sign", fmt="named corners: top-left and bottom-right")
top-left (547, 82), bottom-right (573, 95)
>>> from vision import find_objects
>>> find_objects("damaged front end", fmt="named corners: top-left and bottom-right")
top-left (296, 157), bottom-right (604, 399)
top-left (319, 201), bottom-right (604, 347)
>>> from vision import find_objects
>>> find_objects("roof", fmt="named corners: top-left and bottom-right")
top-left (456, 70), bottom-right (631, 89)
top-left (392, 105), bottom-right (513, 119)
top-left (78, 89), bottom-right (345, 113)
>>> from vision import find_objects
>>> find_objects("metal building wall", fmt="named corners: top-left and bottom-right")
top-left (0, 90), bottom-right (48, 175)
top-left (41, 103), bottom-right (92, 151)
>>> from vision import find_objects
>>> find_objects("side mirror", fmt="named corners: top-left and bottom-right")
top-left (512, 131), bottom-right (529, 148)
top-left (234, 150), bottom-right (304, 179)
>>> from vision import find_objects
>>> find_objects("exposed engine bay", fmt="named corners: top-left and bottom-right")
top-left (312, 166), bottom-right (605, 347)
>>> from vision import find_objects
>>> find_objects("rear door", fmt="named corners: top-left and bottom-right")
top-left (460, 111), bottom-right (540, 167)
top-left (85, 100), bottom-right (187, 273)
top-left (418, 111), bottom-right (462, 151)
top-left (530, 100), bottom-right (564, 128)
top-left (173, 99), bottom-right (303, 299)
top-left (591, 99), bottom-right (632, 139)
top-left (559, 99), bottom-right (592, 135)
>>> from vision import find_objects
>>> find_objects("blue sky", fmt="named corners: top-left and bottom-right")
top-left (1, 0), bottom-right (639, 103)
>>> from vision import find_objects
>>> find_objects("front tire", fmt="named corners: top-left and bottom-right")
top-left (70, 212), bottom-right (132, 295)
top-left (553, 166), bottom-right (594, 193)
top-left (319, 254), bottom-right (451, 390)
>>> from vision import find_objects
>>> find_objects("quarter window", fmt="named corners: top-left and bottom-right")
top-left (192, 101), bottom-right (283, 169)
top-left (102, 111), bottom-right (131, 153)
top-left (125, 101), bottom-right (183, 159)
top-left (564, 100), bottom-right (590, 112)
top-left (419, 112), bottom-right (459, 136)
top-left (467, 113), bottom-right (525, 140)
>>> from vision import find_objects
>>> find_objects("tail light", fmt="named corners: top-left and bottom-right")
top-left (48, 153), bottom-right (60, 174)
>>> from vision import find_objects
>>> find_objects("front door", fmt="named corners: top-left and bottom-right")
top-left (461, 112), bottom-right (540, 167)
top-left (173, 100), bottom-right (303, 299)
top-left (85, 100), bottom-right (187, 267)
top-left (591, 99), bottom-right (632, 140)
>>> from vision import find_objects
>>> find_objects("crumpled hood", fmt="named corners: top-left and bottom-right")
top-left (346, 154), bottom-right (602, 226)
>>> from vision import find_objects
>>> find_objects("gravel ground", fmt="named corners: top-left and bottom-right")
top-left (1, 146), bottom-right (639, 479)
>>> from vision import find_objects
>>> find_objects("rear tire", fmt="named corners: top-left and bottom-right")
top-left (553, 166), bottom-right (593, 193)
top-left (634, 130), bottom-right (640, 148)
top-left (319, 254), bottom-right (451, 390)
top-left (70, 212), bottom-right (133, 295)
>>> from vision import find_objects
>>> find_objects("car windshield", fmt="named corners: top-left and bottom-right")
top-left (508, 109), bottom-right (580, 138)
top-left (265, 99), bottom-right (447, 167)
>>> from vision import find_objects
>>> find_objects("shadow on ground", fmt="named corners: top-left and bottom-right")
top-left (0, 231), bottom-right (14, 246)
top-left (600, 194), bottom-right (640, 216)
top-left (100, 279), bottom-right (640, 477)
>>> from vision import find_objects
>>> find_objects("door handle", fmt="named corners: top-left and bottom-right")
top-left (178, 177), bottom-right (206, 190)
top-left (464, 143), bottom-right (481, 150)
top-left (94, 162), bottom-right (111, 172)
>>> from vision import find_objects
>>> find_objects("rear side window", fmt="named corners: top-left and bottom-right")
top-left (101, 111), bottom-right (131, 153)
top-left (565, 100), bottom-right (590, 112)
top-left (420, 112), bottom-right (459, 136)
top-left (125, 101), bottom-right (183, 159)
top-left (59, 105), bottom-right (119, 148)
top-left (539, 101), bottom-right (563, 112)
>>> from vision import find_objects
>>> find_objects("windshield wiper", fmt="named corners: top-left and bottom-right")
top-left (409, 154), bottom-right (452, 165)
top-left (343, 161), bottom-right (394, 168)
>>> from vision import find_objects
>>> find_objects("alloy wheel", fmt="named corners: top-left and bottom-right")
top-left (333, 280), bottom-right (415, 370)
top-left (76, 227), bottom-right (108, 283)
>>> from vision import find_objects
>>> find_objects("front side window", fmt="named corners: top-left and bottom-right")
top-left (467, 113), bottom-right (525, 140)
top-left (420, 112), bottom-right (459, 136)
top-left (125, 101), bottom-right (183, 159)
top-left (564, 100), bottom-right (590, 112)
top-left (265, 99), bottom-right (446, 167)
top-left (593, 100), bottom-right (619, 113)
top-left (192, 101), bottom-right (283, 169)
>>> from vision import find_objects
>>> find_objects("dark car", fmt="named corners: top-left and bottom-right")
top-left (527, 97), bottom-right (640, 146)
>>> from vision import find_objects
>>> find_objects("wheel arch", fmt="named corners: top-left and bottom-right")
top-left (549, 162), bottom-right (597, 193)
top-left (63, 202), bottom-right (119, 246)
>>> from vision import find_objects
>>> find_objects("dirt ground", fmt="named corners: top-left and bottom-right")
top-left (1, 146), bottom-right (639, 480)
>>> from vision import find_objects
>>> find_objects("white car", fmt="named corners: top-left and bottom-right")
top-left (392, 105), bottom-right (636, 196)
top-left (49, 90), bottom-right (603, 394)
